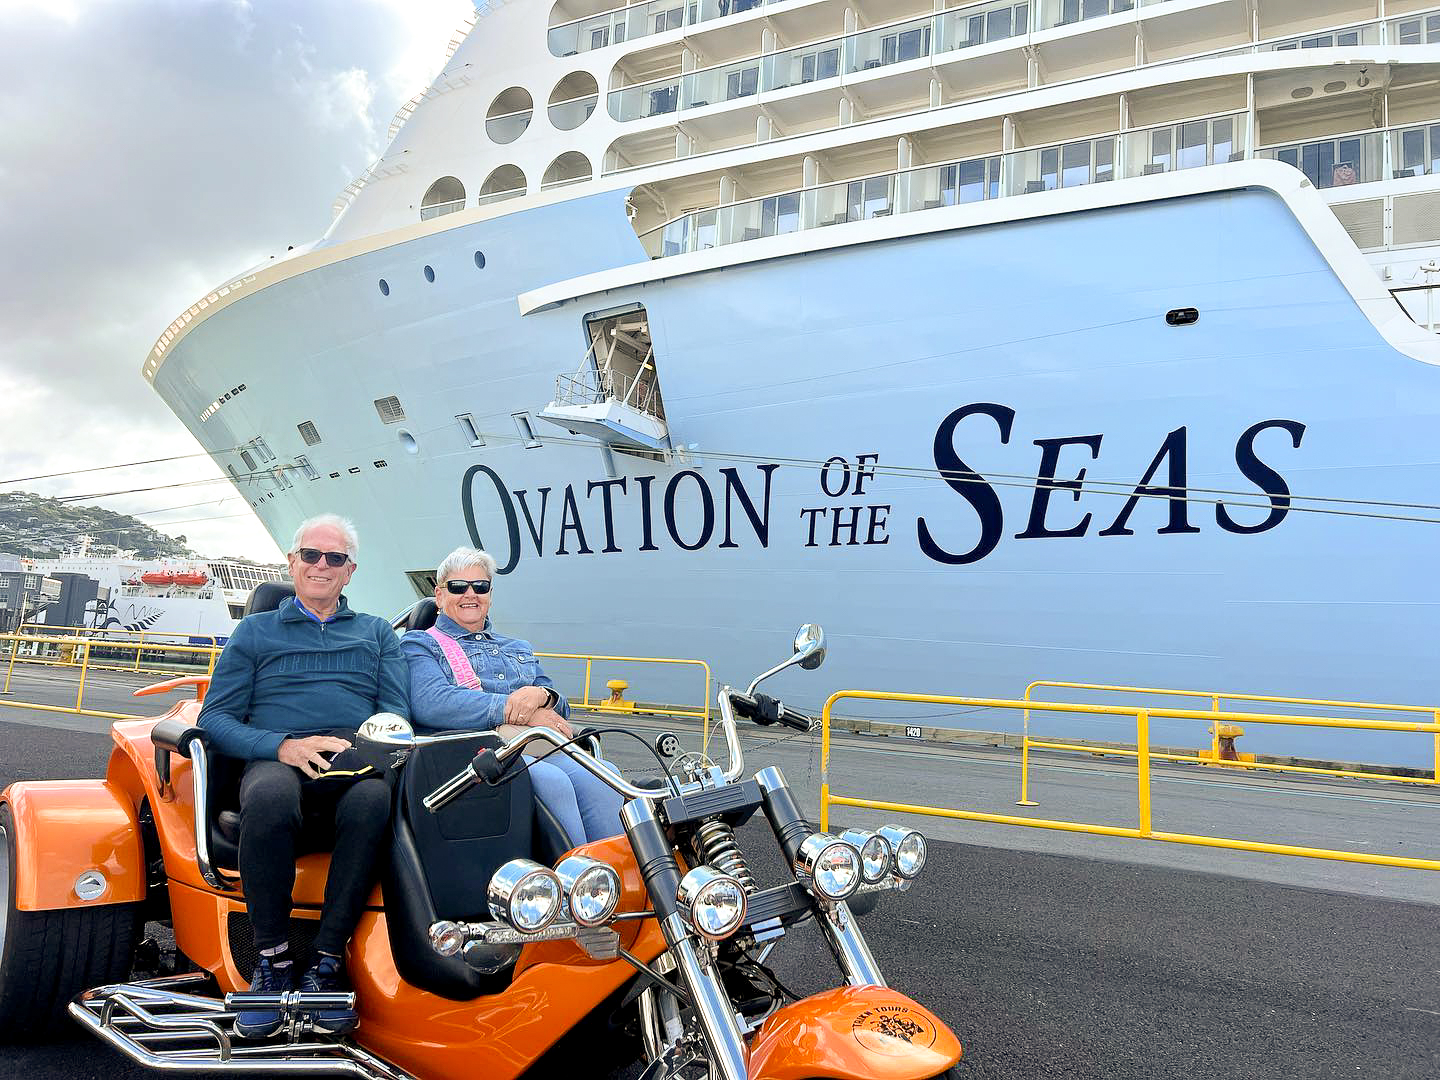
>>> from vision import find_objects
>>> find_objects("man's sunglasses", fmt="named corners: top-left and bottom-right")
top-left (296, 548), bottom-right (350, 568)
top-left (444, 579), bottom-right (493, 595)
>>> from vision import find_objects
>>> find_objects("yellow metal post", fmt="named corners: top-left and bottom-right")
top-left (207, 644), bottom-right (219, 675)
top-left (1018, 683), bottom-right (1038, 805)
top-left (819, 699), bottom-right (834, 832)
top-left (1137, 709), bottom-right (1153, 837)
top-left (75, 641), bottom-right (92, 712)
top-left (583, 659), bottom-right (593, 709)
top-left (2, 633), bottom-right (18, 694)
top-left (1433, 709), bottom-right (1439, 786)
top-left (1210, 695), bottom-right (1221, 763)
top-left (135, 632), bottom-right (145, 672)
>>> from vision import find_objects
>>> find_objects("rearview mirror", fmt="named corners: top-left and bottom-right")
top-left (793, 624), bottom-right (826, 670)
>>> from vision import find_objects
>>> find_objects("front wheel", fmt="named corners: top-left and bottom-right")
top-left (0, 804), bottom-right (140, 1040)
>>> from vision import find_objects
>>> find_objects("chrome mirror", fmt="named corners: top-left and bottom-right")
top-left (792, 624), bottom-right (826, 670)
top-left (358, 713), bottom-right (414, 747)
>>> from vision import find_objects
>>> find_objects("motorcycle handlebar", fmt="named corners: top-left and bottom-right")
top-left (729, 691), bottom-right (815, 733)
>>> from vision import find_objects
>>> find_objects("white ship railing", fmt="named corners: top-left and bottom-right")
top-left (639, 111), bottom-right (1248, 257)
top-left (553, 367), bottom-right (665, 421)
top-left (549, 0), bottom-right (773, 59)
top-left (419, 198), bottom-right (466, 221)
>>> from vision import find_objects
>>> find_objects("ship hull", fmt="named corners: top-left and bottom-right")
top-left (152, 182), bottom-right (1440, 765)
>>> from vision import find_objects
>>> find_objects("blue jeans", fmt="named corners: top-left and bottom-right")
top-left (523, 753), bottom-right (624, 845)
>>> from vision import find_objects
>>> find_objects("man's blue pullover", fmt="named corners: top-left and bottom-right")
top-left (197, 595), bottom-right (408, 761)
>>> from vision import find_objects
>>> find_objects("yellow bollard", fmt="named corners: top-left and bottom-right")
top-left (1137, 709), bottom-right (1153, 837)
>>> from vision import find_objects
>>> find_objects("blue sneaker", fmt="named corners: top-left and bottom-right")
top-left (233, 953), bottom-right (293, 1039)
top-left (300, 954), bottom-right (358, 1035)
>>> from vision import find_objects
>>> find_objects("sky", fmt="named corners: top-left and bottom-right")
top-left (0, 0), bottom-right (473, 562)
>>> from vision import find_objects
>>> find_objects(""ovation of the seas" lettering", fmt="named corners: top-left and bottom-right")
top-left (459, 403), bottom-right (1306, 573)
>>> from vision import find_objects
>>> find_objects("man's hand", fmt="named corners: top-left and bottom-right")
top-left (525, 707), bottom-right (573, 739)
top-left (504, 685), bottom-right (550, 725)
top-left (278, 735), bottom-right (352, 779)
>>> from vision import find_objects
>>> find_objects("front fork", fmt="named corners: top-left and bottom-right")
top-left (621, 769), bottom-right (891, 1080)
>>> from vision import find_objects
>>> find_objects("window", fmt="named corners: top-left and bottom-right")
top-left (513, 412), bottom-right (542, 448)
top-left (420, 176), bottom-right (466, 221)
top-left (298, 420), bottom-right (322, 446)
top-left (486, 88), bottom-right (533, 144)
top-left (457, 414), bottom-right (485, 447)
top-left (374, 395), bottom-right (406, 423)
top-left (479, 164), bottom-right (526, 205)
top-left (405, 570), bottom-right (439, 599)
top-left (725, 66), bottom-right (758, 99)
top-left (239, 450), bottom-right (257, 472)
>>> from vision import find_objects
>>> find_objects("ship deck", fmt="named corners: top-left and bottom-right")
top-left (0, 672), bottom-right (1436, 1078)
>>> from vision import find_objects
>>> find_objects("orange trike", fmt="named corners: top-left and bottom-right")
top-left (0, 618), bottom-right (959, 1079)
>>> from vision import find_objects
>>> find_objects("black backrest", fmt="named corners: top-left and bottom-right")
top-left (384, 733), bottom-right (535, 1000)
top-left (397, 597), bottom-right (438, 632)
top-left (245, 581), bottom-right (296, 616)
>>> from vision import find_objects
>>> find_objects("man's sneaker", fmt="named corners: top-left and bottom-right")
top-left (233, 953), bottom-right (294, 1039)
top-left (300, 954), bottom-right (358, 1035)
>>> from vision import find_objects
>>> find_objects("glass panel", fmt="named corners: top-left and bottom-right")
top-left (1040, 146), bottom-right (1060, 190)
top-left (1061, 141), bottom-right (1091, 187)
top-left (1332, 139), bottom-right (1361, 187)
top-left (1402, 128), bottom-right (1425, 170)
top-left (1431, 126), bottom-right (1440, 175)
top-left (1150, 128), bottom-right (1172, 172)
top-left (1338, 30), bottom-right (1358, 46)
top-left (958, 158), bottom-right (986, 202)
top-left (776, 192), bottom-right (800, 234)
top-left (1396, 18), bottom-right (1421, 45)
top-left (1094, 138), bottom-right (1114, 182)
top-left (1178, 120), bottom-right (1208, 170)
top-left (1213, 117), bottom-right (1234, 163)
top-left (986, 8), bottom-right (1011, 42)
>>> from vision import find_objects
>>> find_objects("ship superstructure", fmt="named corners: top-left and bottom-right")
top-left (143, 0), bottom-right (1440, 763)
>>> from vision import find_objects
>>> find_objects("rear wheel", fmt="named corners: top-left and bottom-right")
top-left (0, 804), bottom-right (140, 1040)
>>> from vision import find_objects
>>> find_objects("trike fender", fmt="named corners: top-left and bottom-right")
top-left (2, 780), bottom-right (145, 910)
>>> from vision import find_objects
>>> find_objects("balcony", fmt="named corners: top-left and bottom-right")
top-left (1256, 123), bottom-right (1440, 190)
top-left (549, 0), bottom-right (772, 57)
top-left (639, 112), bottom-right (1249, 256)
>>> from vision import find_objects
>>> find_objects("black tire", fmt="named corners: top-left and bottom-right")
top-left (0, 803), bottom-right (140, 1041)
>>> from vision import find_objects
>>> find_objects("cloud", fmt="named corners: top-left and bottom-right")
top-left (0, 0), bottom-right (472, 561)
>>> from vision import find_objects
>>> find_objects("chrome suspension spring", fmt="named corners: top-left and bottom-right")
top-left (695, 818), bottom-right (758, 893)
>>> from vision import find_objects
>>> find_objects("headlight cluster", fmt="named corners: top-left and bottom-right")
top-left (487, 855), bottom-right (622, 933)
top-left (676, 866), bottom-right (748, 940)
top-left (797, 825), bottom-right (927, 899)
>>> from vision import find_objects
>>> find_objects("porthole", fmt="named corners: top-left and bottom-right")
top-left (548, 72), bottom-right (599, 131)
top-left (487, 87), bottom-right (533, 144)
top-left (541, 151), bottom-right (592, 190)
top-left (479, 164), bottom-right (526, 206)
top-left (420, 176), bottom-right (466, 220)
top-left (378, 279), bottom-right (390, 296)
top-left (474, 251), bottom-right (486, 269)
top-left (424, 265), bottom-right (436, 283)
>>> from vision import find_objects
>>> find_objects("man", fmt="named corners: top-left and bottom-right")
top-left (197, 513), bottom-right (406, 1039)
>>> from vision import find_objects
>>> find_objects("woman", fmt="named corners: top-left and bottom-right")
top-left (400, 546), bottom-right (624, 844)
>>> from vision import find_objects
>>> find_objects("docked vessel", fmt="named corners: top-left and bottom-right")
top-left (27, 541), bottom-right (286, 642)
top-left (145, 0), bottom-right (1440, 763)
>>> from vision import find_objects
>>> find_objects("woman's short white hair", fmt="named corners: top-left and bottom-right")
top-left (436, 546), bottom-right (497, 584)
top-left (290, 514), bottom-right (360, 560)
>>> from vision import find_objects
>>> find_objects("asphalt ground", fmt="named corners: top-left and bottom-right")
top-left (1, 685), bottom-right (1438, 1077)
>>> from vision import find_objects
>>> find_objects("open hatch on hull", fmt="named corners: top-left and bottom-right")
top-left (539, 303), bottom-right (670, 451)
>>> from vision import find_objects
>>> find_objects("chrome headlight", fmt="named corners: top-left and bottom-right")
top-left (676, 865), bottom-right (747, 940)
top-left (556, 854), bottom-right (622, 928)
top-left (794, 833), bottom-right (861, 901)
top-left (840, 829), bottom-right (892, 885)
top-left (876, 825), bottom-right (927, 879)
top-left (487, 859), bottom-right (563, 932)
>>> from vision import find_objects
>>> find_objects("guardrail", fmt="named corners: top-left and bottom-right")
top-left (819, 690), bottom-right (1440, 873)
top-left (1020, 681), bottom-right (1440, 801)
top-left (20, 622), bottom-right (220, 648)
top-left (0, 632), bottom-right (222, 721)
top-left (2, 627), bottom-right (221, 679)
top-left (536, 651), bottom-right (712, 733)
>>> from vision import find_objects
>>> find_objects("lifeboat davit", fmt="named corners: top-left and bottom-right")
top-left (172, 572), bottom-right (208, 587)
top-left (140, 572), bottom-right (176, 587)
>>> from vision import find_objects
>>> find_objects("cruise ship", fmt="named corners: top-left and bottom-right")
top-left (144, 0), bottom-right (1440, 764)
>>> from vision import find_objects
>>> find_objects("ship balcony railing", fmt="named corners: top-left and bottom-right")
top-left (639, 113), bottom-right (1249, 257)
top-left (549, 93), bottom-right (600, 128)
top-left (1255, 123), bottom-right (1440, 190)
top-left (476, 185), bottom-right (527, 207)
top-left (1036, 0), bottom-right (1132, 32)
top-left (549, 0), bottom-right (771, 57)
top-left (554, 367), bottom-right (666, 421)
top-left (1392, 282), bottom-right (1440, 334)
top-left (419, 198), bottom-right (466, 221)
top-left (485, 109), bottom-right (532, 143)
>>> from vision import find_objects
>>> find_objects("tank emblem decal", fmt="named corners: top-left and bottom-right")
top-left (851, 1004), bottom-right (938, 1055)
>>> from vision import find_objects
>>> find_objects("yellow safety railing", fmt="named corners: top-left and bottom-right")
top-left (1, 629), bottom-right (221, 680)
top-left (819, 689), bottom-right (1440, 874)
top-left (0, 631), bottom-right (221, 720)
top-left (20, 622), bottom-right (221, 648)
top-left (1019, 681), bottom-right (1440, 804)
top-left (536, 651), bottom-right (712, 734)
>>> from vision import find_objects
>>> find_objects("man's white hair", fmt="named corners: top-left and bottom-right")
top-left (290, 514), bottom-right (360, 560)
top-left (436, 546), bottom-right (497, 583)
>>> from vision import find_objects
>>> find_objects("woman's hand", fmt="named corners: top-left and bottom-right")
top-left (504, 685), bottom-right (551, 725)
top-left (526, 708), bottom-right (574, 739)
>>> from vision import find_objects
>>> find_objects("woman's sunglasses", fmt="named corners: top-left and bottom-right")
top-left (444, 579), bottom-right (493, 595)
top-left (297, 548), bottom-right (350, 568)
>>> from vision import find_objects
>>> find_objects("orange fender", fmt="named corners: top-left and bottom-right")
top-left (2, 780), bottom-right (145, 910)
top-left (746, 986), bottom-right (961, 1080)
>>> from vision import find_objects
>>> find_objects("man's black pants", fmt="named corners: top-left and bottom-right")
top-left (237, 760), bottom-right (390, 957)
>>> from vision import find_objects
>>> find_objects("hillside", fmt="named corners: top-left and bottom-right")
top-left (0, 491), bottom-right (194, 560)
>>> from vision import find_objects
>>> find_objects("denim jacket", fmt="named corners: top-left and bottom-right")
top-left (400, 612), bottom-right (569, 732)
